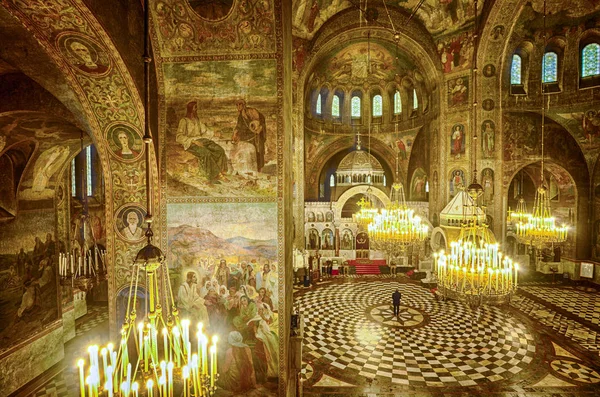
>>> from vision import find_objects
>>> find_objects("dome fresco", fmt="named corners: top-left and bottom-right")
top-left (337, 149), bottom-right (384, 173)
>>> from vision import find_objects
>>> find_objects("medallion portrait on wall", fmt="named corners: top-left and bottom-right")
top-left (482, 99), bottom-right (495, 111)
top-left (115, 204), bottom-right (147, 243)
top-left (105, 122), bottom-right (144, 162)
top-left (187, 0), bottom-right (235, 21)
top-left (450, 123), bottom-right (466, 158)
top-left (447, 77), bottom-right (468, 108)
top-left (483, 64), bottom-right (496, 77)
top-left (57, 33), bottom-right (112, 77)
top-left (491, 25), bottom-right (505, 41)
top-left (481, 120), bottom-right (495, 158)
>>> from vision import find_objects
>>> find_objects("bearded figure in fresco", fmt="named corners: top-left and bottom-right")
top-left (232, 99), bottom-right (267, 173)
top-left (177, 101), bottom-right (228, 183)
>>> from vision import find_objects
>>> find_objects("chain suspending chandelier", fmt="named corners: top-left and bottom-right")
top-left (75, 1), bottom-right (219, 395)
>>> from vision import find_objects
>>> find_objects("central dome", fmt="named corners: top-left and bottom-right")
top-left (337, 149), bottom-right (384, 174)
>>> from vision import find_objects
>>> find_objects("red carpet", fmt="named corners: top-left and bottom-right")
top-left (348, 259), bottom-right (386, 275)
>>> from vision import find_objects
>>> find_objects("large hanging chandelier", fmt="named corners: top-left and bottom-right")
top-left (434, 188), bottom-right (519, 305)
top-left (513, 0), bottom-right (568, 248)
top-left (353, 187), bottom-right (379, 228)
top-left (368, 183), bottom-right (428, 255)
top-left (75, 1), bottom-right (218, 395)
top-left (434, 0), bottom-right (518, 306)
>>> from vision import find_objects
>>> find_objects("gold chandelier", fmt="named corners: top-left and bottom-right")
top-left (353, 188), bottom-right (379, 228)
top-left (368, 183), bottom-right (428, 254)
top-left (434, 188), bottom-right (519, 304)
top-left (512, 0), bottom-right (569, 248)
top-left (434, 0), bottom-right (518, 306)
top-left (75, 1), bottom-right (218, 395)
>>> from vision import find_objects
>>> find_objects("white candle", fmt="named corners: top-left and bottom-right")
top-left (78, 359), bottom-right (85, 397)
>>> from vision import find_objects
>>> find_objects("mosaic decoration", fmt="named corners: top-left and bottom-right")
top-left (481, 168), bottom-right (494, 204)
top-left (483, 63), bottom-right (496, 78)
top-left (163, 59), bottom-right (278, 198)
top-left (511, 54), bottom-right (522, 84)
top-left (105, 122), bottom-right (144, 162)
top-left (543, 52), bottom-right (558, 83)
top-left (153, 0), bottom-right (276, 56)
top-left (437, 32), bottom-right (474, 74)
top-left (482, 98), bottom-right (495, 111)
top-left (550, 360), bottom-right (600, 383)
top-left (582, 43), bottom-right (600, 77)
top-left (114, 203), bottom-right (147, 243)
top-left (56, 32), bottom-right (112, 77)
top-left (449, 168), bottom-right (465, 197)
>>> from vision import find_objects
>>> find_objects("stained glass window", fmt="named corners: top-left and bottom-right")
top-left (71, 158), bottom-right (76, 197)
top-left (511, 54), bottom-right (522, 84)
top-left (372, 94), bottom-right (382, 117)
top-left (330, 174), bottom-right (335, 187)
top-left (582, 43), bottom-right (600, 77)
top-left (351, 96), bottom-right (361, 118)
top-left (542, 52), bottom-right (558, 83)
top-left (394, 91), bottom-right (402, 114)
top-left (413, 89), bottom-right (418, 109)
top-left (316, 93), bottom-right (322, 115)
top-left (86, 146), bottom-right (92, 196)
top-left (332, 94), bottom-right (340, 117)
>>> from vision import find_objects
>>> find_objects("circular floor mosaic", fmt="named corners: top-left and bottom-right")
top-left (297, 280), bottom-right (537, 387)
top-left (367, 304), bottom-right (426, 328)
top-left (550, 359), bottom-right (600, 384)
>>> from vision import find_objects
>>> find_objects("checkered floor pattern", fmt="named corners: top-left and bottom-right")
top-left (510, 294), bottom-right (600, 354)
top-left (297, 281), bottom-right (536, 387)
top-left (550, 359), bottom-right (600, 384)
top-left (519, 286), bottom-right (600, 325)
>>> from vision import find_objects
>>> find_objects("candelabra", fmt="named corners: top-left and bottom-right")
top-left (353, 187), bottom-right (379, 229)
top-left (507, 195), bottom-right (530, 227)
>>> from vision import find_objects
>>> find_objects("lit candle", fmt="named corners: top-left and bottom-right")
top-left (167, 361), bottom-right (174, 397)
top-left (78, 359), bottom-right (85, 397)
top-left (86, 376), bottom-right (93, 397)
top-left (101, 348), bottom-right (108, 384)
top-left (182, 365), bottom-right (190, 397)
top-left (201, 334), bottom-right (208, 375)
top-left (147, 379), bottom-right (154, 397)
top-left (132, 382), bottom-right (139, 397)
top-left (212, 335), bottom-right (218, 376)
top-left (210, 345), bottom-right (216, 388)
top-left (163, 328), bottom-right (169, 362)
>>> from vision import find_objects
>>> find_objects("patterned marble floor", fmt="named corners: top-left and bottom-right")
top-left (296, 277), bottom-right (600, 396)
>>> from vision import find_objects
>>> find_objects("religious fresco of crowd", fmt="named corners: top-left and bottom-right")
top-left (163, 59), bottom-right (278, 198)
top-left (0, 210), bottom-right (60, 351)
top-left (167, 202), bottom-right (278, 395)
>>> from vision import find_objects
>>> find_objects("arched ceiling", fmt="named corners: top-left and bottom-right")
top-left (292, 0), bottom-right (485, 40)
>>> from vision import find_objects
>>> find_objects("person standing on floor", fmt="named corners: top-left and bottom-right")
top-left (392, 289), bottom-right (401, 316)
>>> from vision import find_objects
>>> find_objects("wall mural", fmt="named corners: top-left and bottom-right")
top-left (105, 122), bottom-right (144, 162)
top-left (410, 168), bottom-right (428, 201)
top-left (447, 76), bottom-right (468, 108)
top-left (167, 202), bottom-right (279, 395)
top-left (481, 120), bottom-right (495, 158)
top-left (437, 31), bottom-right (474, 74)
top-left (164, 60), bottom-right (278, 198)
top-left (57, 32), bottom-right (112, 77)
top-left (114, 203), bottom-right (147, 243)
top-left (0, 210), bottom-right (59, 352)
top-left (481, 168), bottom-right (494, 204)
top-left (449, 168), bottom-right (465, 197)
top-left (450, 123), bottom-right (466, 159)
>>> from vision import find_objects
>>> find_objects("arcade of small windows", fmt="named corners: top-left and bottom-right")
top-left (311, 88), bottom-right (416, 123)
top-left (509, 40), bottom-right (600, 93)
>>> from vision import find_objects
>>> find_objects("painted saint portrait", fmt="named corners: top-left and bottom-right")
top-left (341, 229), bottom-right (354, 250)
top-left (491, 25), bottom-right (505, 41)
top-left (58, 33), bottom-right (111, 77)
top-left (411, 168), bottom-right (428, 201)
top-left (106, 123), bottom-right (143, 162)
top-left (449, 169), bottom-right (465, 197)
top-left (482, 120), bottom-right (495, 158)
top-left (188, 0), bottom-right (234, 20)
top-left (483, 64), bottom-right (496, 77)
top-left (482, 168), bottom-right (494, 204)
top-left (482, 99), bottom-right (495, 111)
top-left (321, 229), bottom-right (334, 250)
top-left (448, 77), bottom-right (468, 108)
top-left (307, 228), bottom-right (319, 249)
top-left (115, 204), bottom-right (147, 242)
top-left (450, 124), bottom-right (466, 158)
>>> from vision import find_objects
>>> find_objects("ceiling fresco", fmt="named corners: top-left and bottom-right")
top-left (310, 39), bottom-right (416, 86)
top-left (292, 0), bottom-right (483, 40)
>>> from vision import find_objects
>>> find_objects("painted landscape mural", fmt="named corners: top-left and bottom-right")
top-left (164, 60), bottom-right (278, 198)
top-left (0, 210), bottom-right (59, 352)
top-left (168, 203), bottom-right (279, 396)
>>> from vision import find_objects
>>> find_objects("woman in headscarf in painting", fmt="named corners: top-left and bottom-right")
top-left (218, 331), bottom-right (256, 393)
top-left (248, 302), bottom-right (279, 380)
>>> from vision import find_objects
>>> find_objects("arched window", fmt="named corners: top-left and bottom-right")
top-left (71, 158), bottom-right (76, 197)
top-left (72, 145), bottom-right (94, 197)
top-left (372, 94), bottom-right (382, 117)
top-left (394, 91), bottom-right (402, 114)
top-left (582, 43), bottom-right (600, 78)
top-left (86, 146), bottom-right (92, 196)
top-left (542, 51), bottom-right (558, 83)
top-left (330, 174), bottom-right (335, 187)
top-left (511, 54), bottom-right (522, 84)
top-left (351, 96), bottom-right (361, 118)
top-left (332, 94), bottom-right (340, 118)
top-left (412, 89), bottom-right (418, 109)
top-left (316, 93), bottom-right (322, 115)
top-left (383, 174), bottom-right (386, 186)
